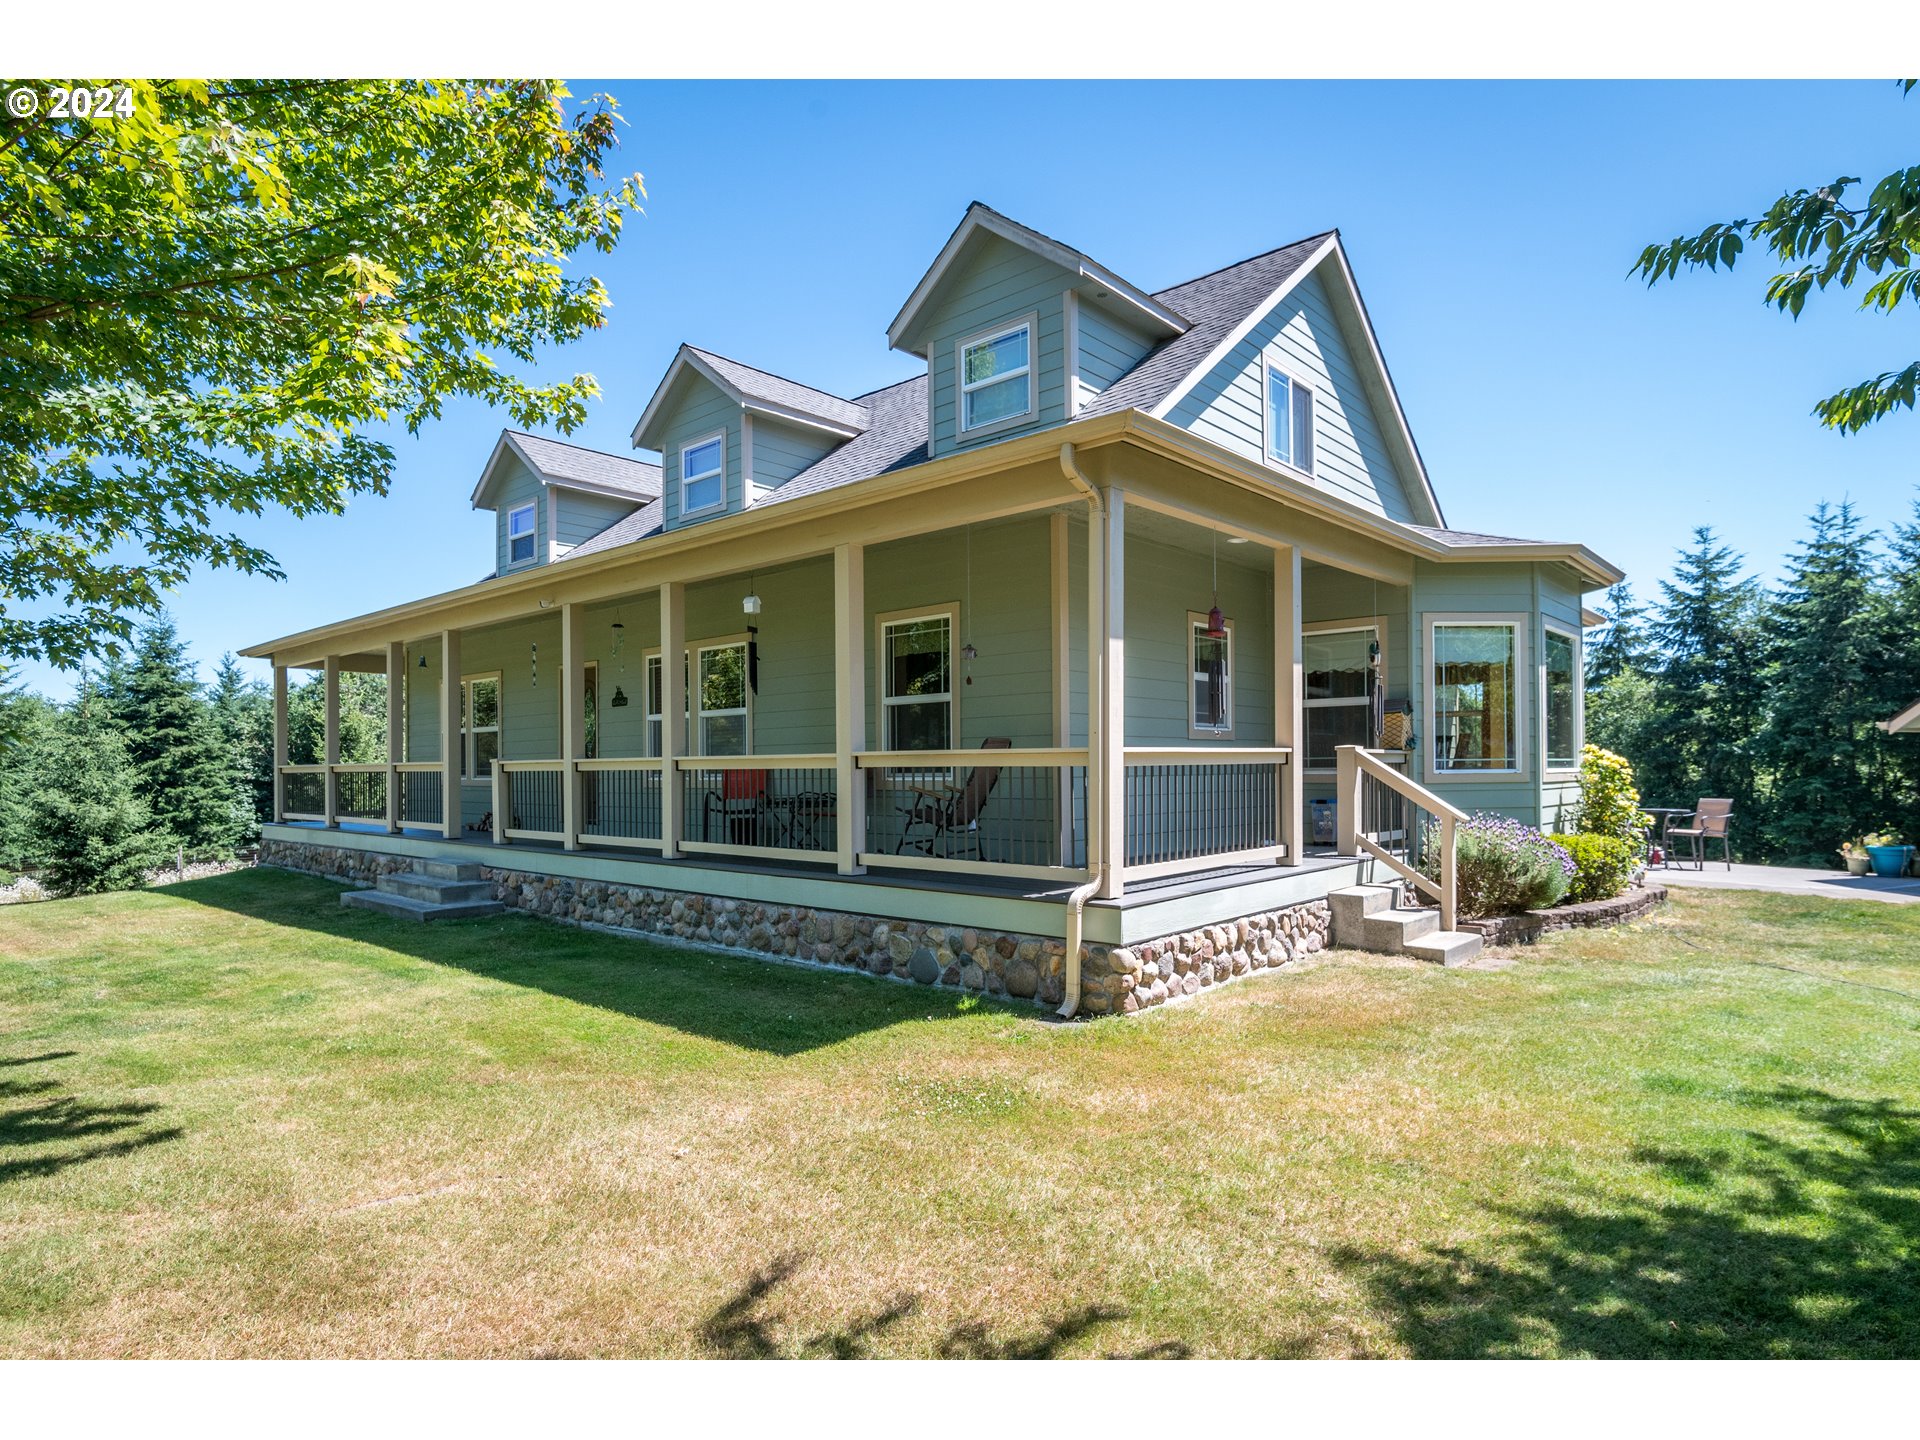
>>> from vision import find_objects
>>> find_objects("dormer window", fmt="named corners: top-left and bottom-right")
top-left (680, 433), bottom-right (725, 516)
top-left (959, 317), bottom-right (1034, 434)
top-left (506, 503), bottom-right (537, 565)
top-left (1265, 363), bottom-right (1315, 474)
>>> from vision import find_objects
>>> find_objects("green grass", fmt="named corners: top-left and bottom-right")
top-left (1, 869), bottom-right (1917, 1358)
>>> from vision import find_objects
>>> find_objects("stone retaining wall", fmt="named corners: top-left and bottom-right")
top-left (258, 838), bottom-right (1331, 1017)
top-left (1461, 882), bottom-right (1668, 947)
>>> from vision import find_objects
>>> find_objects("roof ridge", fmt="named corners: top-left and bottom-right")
top-left (847, 372), bottom-right (927, 404)
top-left (685, 344), bottom-right (866, 408)
top-left (506, 429), bottom-right (660, 467)
top-left (1151, 229), bottom-right (1337, 301)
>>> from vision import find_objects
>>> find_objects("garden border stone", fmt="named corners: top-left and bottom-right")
top-left (1461, 882), bottom-right (1668, 946)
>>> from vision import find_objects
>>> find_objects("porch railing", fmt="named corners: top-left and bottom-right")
top-left (1121, 747), bottom-right (1290, 882)
top-left (577, 758), bottom-right (665, 850)
top-left (1335, 745), bottom-right (1463, 931)
top-left (275, 762), bottom-right (445, 831)
top-left (856, 747), bottom-right (1090, 881)
top-left (677, 754), bottom-right (840, 864)
top-left (280, 763), bottom-right (328, 821)
top-left (494, 760), bottom-right (566, 844)
top-left (394, 762), bottom-right (444, 829)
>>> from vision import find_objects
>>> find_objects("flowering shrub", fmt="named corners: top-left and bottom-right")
top-left (1423, 813), bottom-right (1573, 918)
top-left (1575, 744), bottom-right (1649, 846)
top-left (1549, 832), bottom-right (1637, 904)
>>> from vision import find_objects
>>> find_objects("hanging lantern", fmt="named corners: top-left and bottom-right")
top-left (743, 573), bottom-right (761, 616)
top-left (1206, 604), bottom-right (1227, 640)
top-left (417, 652), bottom-right (428, 669)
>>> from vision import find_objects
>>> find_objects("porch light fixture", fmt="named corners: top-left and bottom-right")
top-left (742, 574), bottom-right (761, 616)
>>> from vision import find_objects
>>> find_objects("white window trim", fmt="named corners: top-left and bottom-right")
top-left (1302, 617), bottom-right (1386, 774)
top-left (679, 430), bottom-right (727, 519)
top-left (1425, 613), bottom-right (1528, 781)
top-left (504, 503), bottom-right (538, 570)
top-left (459, 671), bottom-right (502, 786)
top-left (1542, 622), bottom-right (1584, 777)
top-left (875, 603), bottom-right (959, 755)
top-left (955, 313), bottom-right (1037, 439)
top-left (693, 634), bottom-right (754, 756)
top-left (1188, 611), bottom-right (1236, 741)
top-left (1262, 351), bottom-right (1316, 479)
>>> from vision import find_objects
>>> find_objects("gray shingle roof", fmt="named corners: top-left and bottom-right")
top-left (509, 431), bottom-right (662, 499)
top-left (686, 348), bottom-right (871, 433)
top-left (1079, 233), bottom-right (1332, 419)
top-left (758, 374), bottom-right (928, 508)
top-left (562, 494), bottom-right (665, 561)
top-left (1404, 524), bottom-right (1547, 547)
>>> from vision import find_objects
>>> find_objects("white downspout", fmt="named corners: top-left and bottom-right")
top-left (1057, 443), bottom-right (1104, 1019)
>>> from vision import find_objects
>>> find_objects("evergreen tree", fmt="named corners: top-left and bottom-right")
top-left (211, 654), bottom-right (274, 829)
top-left (287, 671), bottom-right (389, 765)
top-left (1641, 527), bottom-right (1767, 853)
top-left (1586, 583), bottom-right (1654, 685)
top-left (1757, 503), bottom-right (1894, 861)
top-left (1879, 495), bottom-right (1920, 843)
top-left (20, 692), bottom-right (164, 895)
top-left (1587, 669), bottom-right (1660, 765)
top-left (0, 667), bottom-right (57, 875)
top-left (112, 620), bottom-right (246, 858)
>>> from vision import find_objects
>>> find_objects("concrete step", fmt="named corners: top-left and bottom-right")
top-left (417, 859), bottom-right (484, 882)
top-left (1360, 906), bottom-right (1440, 954)
top-left (1404, 929), bottom-right (1485, 967)
top-left (1329, 885), bottom-right (1398, 946)
top-left (376, 873), bottom-right (494, 905)
top-left (341, 888), bottom-right (504, 923)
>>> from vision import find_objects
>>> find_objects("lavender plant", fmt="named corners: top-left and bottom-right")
top-left (1423, 813), bottom-right (1575, 918)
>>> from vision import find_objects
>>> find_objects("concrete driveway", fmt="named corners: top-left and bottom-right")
top-left (1658, 861), bottom-right (1920, 905)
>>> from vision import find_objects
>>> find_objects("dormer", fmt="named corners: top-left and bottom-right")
top-left (887, 203), bottom-right (1188, 458)
top-left (470, 431), bottom-right (662, 575)
top-left (632, 346), bottom-right (870, 530)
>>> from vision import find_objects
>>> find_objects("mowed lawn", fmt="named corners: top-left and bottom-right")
top-left (1, 870), bottom-right (1917, 1359)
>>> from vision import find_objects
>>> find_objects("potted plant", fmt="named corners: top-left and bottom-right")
top-left (1839, 840), bottom-right (1872, 877)
top-left (1862, 832), bottom-right (1915, 879)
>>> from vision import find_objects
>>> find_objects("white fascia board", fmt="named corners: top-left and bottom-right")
top-left (468, 430), bottom-right (533, 509)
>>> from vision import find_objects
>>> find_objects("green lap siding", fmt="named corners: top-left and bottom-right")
top-left (923, 235), bottom-right (1069, 458)
top-left (657, 381), bottom-right (744, 530)
top-left (1076, 305), bottom-right (1158, 412)
top-left (490, 457), bottom-right (546, 577)
top-left (553, 490), bottom-right (639, 557)
top-left (748, 418), bottom-right (839, 506)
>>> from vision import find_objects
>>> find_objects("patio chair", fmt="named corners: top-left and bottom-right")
top-left (895, 738), bottom-right (1011, 861)
top-left (1668, 798), bottom-right (1734, 870)
top-left (703, 768), bottom-right (771, 846)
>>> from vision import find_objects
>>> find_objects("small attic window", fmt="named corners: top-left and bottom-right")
top-left (681, 432), bottom-right (725, 516)
top-left (1266, 363), bottom-right (1315, 475)
top-left (506, 503), bottom-right (536, 565)
top-left (959, 318), bottom-right (1034, 434)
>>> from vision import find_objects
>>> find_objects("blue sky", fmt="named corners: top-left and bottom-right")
top-left (17, 79), bottom-right (1917, 696)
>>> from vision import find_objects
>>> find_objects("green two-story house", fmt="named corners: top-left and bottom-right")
top-left (244, 203), bottom-right (1621, 1015)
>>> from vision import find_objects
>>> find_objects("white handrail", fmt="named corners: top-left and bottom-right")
top-left (1335, 745), bottom-right (1461, 931)
top-left (1122, 746), bottom-right (1290, 766)
top-left (855, 747), bottom-right (1087, 768)
top-left (676, 754), bottom-right (837, 770)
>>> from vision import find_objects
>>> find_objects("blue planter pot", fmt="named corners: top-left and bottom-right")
top-left (1866, 845), bottom-right (1913, 878)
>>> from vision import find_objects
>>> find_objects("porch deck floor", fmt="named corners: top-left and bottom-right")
top-left (275, 821), bottom-right (1358, 912)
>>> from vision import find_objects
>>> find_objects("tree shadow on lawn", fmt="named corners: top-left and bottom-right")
top-left (1335, 1085), bottom-right (1920, 1358)
top-left (693, 1250), bottom-right (1190, 1360)
top-left (161, 869), bottom-right (1015, 1058)
top-left (0, 1051), bottom-right (183, 1188)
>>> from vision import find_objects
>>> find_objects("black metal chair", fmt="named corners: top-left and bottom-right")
top-left (895, 738), bottom-right (1011, 860)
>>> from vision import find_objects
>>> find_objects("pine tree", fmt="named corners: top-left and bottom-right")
top-left (287, 671), bottom-right (388, 765)
top-left (211, 654), bottom-right (273, 829)
top-left (112, 619), bottom-right (246, 859)
top-left (1757, 503), bottom-right (1893, 861)
top-left (1586, 583), bottom-right (1654, 685)
top-left (1641, 527), bottom-right (1767, 852)
top-left (0, 667), bottom-right (58, 875)
top-left (1878, 495), bottom-right (1920, 844)
top-left (21, 691), bottom-right (164, 895)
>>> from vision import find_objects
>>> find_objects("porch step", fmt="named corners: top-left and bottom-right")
top-left (341, 888), bottom-right (504, 923)
top-left (1404, 930), bottom-right (1485, 967)
top-left (1359, 906), bottom-right (1439, 954)
top-left (417, 859), bottom-right (484, 882)
top-left (1328, 885), bottom-right (1397, 945)
top-left (376, 873), bottom-right (495, 905)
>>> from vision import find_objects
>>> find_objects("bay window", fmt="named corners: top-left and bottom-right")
top-left (1545, 627), bottom-right (1579, 771)
top-left (1431, 621), bottom-right (1519, 774)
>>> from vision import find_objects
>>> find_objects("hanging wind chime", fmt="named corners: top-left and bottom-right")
top-left (529, 641), bottom-right (537, 688)
top-left (609, 614), bottom-right (629, 708)
top-left (743, 575), bottom-right (761, 695)
top-left (1206, 525), bottom-right (1228, 641)
top-left (961, 525), bottom-right (978, 684)
top-left (1201, 527), bottom-right (1229, 729)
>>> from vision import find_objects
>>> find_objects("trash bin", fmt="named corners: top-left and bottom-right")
top-left (1310, 798), bottom-right (1337, 846)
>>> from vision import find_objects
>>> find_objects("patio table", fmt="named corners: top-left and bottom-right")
top-left (1642, 808), bottom-right (1695, 867)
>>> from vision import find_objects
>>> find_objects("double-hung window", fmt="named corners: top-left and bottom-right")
top-left (881, 612), bottom-right (953, 750)
top-left (1544, 628), bottom-right (1580, 771)
top-left (1189, 614), bottom-right (1234, 738)
top-left (1431, 622), bottom-right (1520, 773)
top-left (697, 642), bottom-right (749, 755)
top-left (1304, 625), bottom-right (1378, 769)
top-left (506, 503), bottom-right (536, 566)
top-left (959, 319), bottom-right (1033, 433)
top-left (460, 674), bottom-right (501, 780)
top-left (680, 433), bottom-right (725, 516)
top-left (1266, 363), bottom-right (1315, 473)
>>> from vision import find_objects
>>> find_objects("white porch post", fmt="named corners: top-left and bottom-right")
top-left (659, 580), bottom-right (686, 859)
top-left (1051, 512), bottom-right (1072, 862)
top-left (561, 602), bottom-right (585, 851)
top-left (271, 665), bottom-right (288, 823)
top-left (1097, 486), bottom-right (1126, 899)
top-left (439, 629), bottom-right (461, 840)
top-left (384, 641), bottom-right (404, 834)
top-left (834, 542), bottom-right (866, 875)
top-left (1273, 544), bottom-right (1304, 865)
top-left (322, 654), bottom-right (340, 829)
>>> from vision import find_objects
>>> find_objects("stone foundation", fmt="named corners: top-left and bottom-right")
top-left (258, 838), bottom-right (1331, 1016)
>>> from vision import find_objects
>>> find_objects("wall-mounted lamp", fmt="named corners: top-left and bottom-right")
top-left (418, 652), bottom-right (429, 669)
